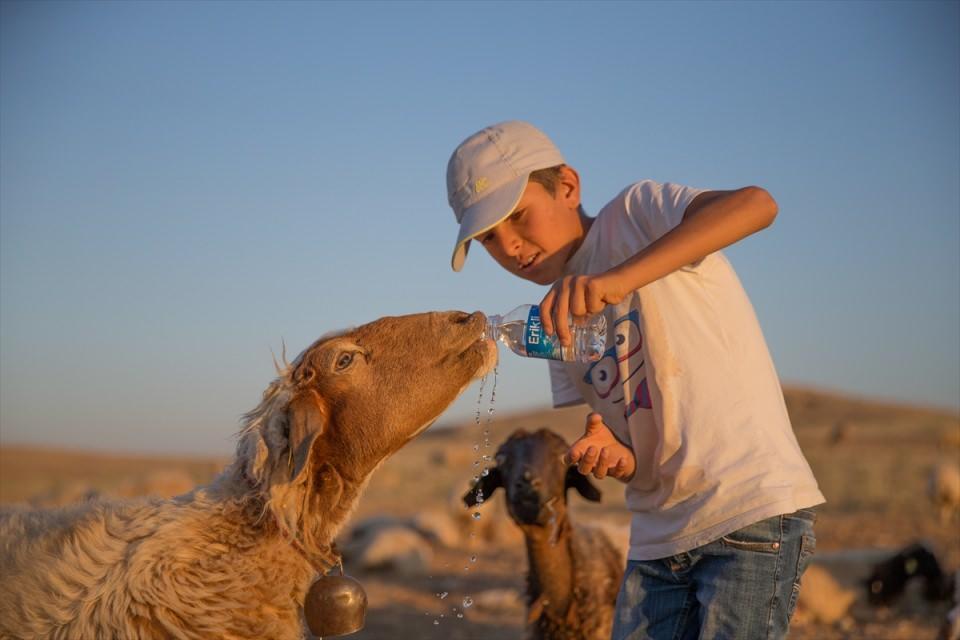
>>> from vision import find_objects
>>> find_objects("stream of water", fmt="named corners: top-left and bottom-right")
top-left (432, 366), bottom-right (498, 627)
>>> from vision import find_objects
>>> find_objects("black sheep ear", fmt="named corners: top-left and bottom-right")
top-left (463, 468), bottom-right (503, 508)
top-left (565, 466), bottom-right (602, 502)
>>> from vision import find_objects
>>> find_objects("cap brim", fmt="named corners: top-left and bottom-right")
top-left (451, 174), bottom-right (528, 271)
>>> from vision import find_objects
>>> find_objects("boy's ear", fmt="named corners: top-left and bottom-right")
top-left (463, 467), bottom-right (503, 508)
top-left (565, 466), bottom-right (602, 503)
top-left (557, 165), bottom-right (581, 208)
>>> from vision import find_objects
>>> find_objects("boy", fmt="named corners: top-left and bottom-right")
top-left (444, 120), bottom-right (824, 639)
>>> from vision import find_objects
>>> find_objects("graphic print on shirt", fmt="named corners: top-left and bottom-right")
top-left (583, 310), bottom-right (651, 419)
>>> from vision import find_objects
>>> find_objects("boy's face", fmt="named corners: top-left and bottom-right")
top-left (476, 167), bottom-right (586, 286)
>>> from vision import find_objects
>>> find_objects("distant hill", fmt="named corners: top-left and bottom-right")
top-left (2, 385), bottom-right (955, 506)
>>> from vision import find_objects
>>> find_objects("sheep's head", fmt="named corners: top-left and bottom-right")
top-left (236, 310), bottom-right (496, 556)
top-left (463, 428), bottom-right (601, 528)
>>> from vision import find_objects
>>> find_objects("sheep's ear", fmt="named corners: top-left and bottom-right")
top-left (287, 390), bottom-right (326, 483)
top-left (463, 468), bottom-right (503, 508)
top-left (565, 466), bottom-right (602, 502)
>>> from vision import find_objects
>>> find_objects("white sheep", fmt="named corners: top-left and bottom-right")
top-left (928, 461), bottom-right (960, 523)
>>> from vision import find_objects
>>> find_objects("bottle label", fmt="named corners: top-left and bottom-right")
top-left (523, 305), bottom-right (558, 359)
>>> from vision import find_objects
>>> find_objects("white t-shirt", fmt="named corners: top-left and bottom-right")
top-left (550, 180), bottom-right (825, 561)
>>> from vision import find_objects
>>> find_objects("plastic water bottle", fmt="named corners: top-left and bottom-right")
top-left (485, 304), bottom-right (606, 363)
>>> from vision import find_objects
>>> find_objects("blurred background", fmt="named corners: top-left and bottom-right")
top-left (1, 2), bottom-right (958, 639)
top-left (2, 0), bottom-right (957, 455)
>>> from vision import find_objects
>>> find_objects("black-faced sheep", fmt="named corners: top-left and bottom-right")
top-left (0, 311), bottom-right (496, 639)
top-left (464, 428), bottom-right (624, 640)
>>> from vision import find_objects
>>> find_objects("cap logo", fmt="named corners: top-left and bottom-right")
top-left (473, 177), bottom-right (490, 195)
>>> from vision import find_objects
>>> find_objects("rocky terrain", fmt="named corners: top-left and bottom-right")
top-left (2, 386), bottom-right (958, 639)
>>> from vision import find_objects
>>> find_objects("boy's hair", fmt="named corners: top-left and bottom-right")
top-left (528, 164), bottom-right (587, 216)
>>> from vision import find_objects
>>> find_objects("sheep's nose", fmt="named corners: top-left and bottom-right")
top-left (519, 470), bottom-right (541, 489)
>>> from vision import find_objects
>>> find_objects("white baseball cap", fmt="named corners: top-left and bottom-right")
top-left (446, 120), bottom-right (565, 271)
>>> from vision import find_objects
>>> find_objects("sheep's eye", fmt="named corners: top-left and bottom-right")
top-left (335, 351), bottom-right (356, 371)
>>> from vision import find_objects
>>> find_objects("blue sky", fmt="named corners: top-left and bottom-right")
top-left (1, 1), bottom-right (958, 455)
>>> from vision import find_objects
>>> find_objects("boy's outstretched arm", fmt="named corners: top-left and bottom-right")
top-left (542, 186), bottom-right (778, 345)
top-left (565, 413), bottom-right (636, 482)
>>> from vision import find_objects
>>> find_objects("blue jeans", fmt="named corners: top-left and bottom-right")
top-left (611, 508), bottom-right (817, 640)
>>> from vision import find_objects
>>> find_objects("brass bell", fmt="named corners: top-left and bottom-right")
top-left (303, 565), bottom-right (368, 638)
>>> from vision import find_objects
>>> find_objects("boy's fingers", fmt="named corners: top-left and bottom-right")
top-left (584, 413), bottom-right (605, 435)
top-left (614, 458), bottom-right (636, 481)
top-left (567, 414), bottom-right (610, 466)
top-left (554, 277), bottom-right (572, 347)
top-left (597, 447), bottom-right (611, 468)
top-left (585, 277), bottom-right (607, 315)
top-left (565, 439), bottom-right (587, 465)
top-left (570, 276), bottom-right (588, 318)
top-left (578, 445), bottom-right (599, 474)
top-left (594, 449), bottom-right (612, 479)
top-left (611, 458), bottom-right (627, 477)
top-left (540, 287), bottom-right (557, 337)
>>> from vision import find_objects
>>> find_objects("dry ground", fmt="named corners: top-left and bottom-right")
top-left (1, 386), bottom-right (958, 639)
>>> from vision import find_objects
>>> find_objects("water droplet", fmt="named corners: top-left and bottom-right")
top-left (473, 460), bottom-right (480, 467)
top-left (481, 468), bottom-right (490, 476)
top-left (457, 613), bottom-right (464, 619)
top-left (434, 619), bottom-right (440, 625)
top-left (472, 475), bottom-right (479, 483)
top-left (475, 374), bottom-right (488, 425)
top-left (473, 444), bottom-right (480, 452)
top-left (439, 591), bottom-right (448, 599)
top-left (462, 596), bottom-right (474, 608)
top-left (470, 554), bottom-right (477, 563)
top-left (481, 454), bottom-right (492, 461)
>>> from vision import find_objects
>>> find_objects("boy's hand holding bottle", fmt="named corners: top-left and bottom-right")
top-left (565, 412), bottom-right (636, 482)
top-left (486, 304), bottom-right (606, 363)
top-left (540, 271), bottom-right (630, 348)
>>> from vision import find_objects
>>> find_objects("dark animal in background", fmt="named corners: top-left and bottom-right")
top-left (864, 542), bottom-right (952, 607)
top-left (465, 428), bottom-right (623, 640)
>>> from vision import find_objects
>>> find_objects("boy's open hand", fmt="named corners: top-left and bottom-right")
top-left (540, 272), bottom-right (629, 347)
top-left (564, 413), bottom-right (636, 481)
